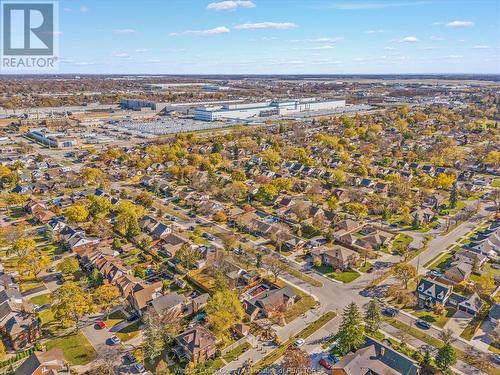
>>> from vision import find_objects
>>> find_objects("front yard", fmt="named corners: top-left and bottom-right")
top-left (407, 307), bottom-right (456, 328)
top-left (315, 265), bottom-right (361, 283)
top-left (428, 252), bottom-right (453, 271)
top-left (45, 331), bottom-right (96, 366)
top-left (115, 320), bottom-right (142, 342)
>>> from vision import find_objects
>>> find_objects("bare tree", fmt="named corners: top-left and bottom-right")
top-left (264, 255), bottom-right (287, 282)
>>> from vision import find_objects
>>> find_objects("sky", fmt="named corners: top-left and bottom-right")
top-left (52, 0), bottom-right (500, 74)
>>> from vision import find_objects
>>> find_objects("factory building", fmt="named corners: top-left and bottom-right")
top-left (194, 98), bottom-right (345, 121)
top-left (27, 128), bottom-right (78, 148)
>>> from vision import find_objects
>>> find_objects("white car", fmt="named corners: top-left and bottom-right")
top-left (134, 363), bottom-right (146, 372)
top-left (293, 338), bottom-right (305, 347)
top-left (110, 335), bottom-right (121, 345)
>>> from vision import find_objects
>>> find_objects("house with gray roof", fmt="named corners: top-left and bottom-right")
top-left (415, 278), bottom-right (452, 309)
top-left (332, 337), bottom-right (420, 375)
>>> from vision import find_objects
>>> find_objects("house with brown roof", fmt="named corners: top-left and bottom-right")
top-left (175, 325), bottom-right (217, 364)
top-left (15, 349), bottom-right (69, 375)
top-left (128, 281), bottom-right (163, 316)
top-left (313, 246), bottom-right (360, 271)
top-left (0, 290), bottom-right (41, 350)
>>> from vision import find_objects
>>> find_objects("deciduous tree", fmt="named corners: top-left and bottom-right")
top-left (392, 262), bottom-right (416, 289)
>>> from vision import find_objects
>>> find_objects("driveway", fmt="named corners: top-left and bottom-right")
top-left (470, 320), bottom-right (495, 352)
top-left (444, 310), bottom-right (473, 336)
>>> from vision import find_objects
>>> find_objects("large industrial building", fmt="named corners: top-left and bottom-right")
top-left (27, 128), bottom-right (78, 148)
top-left (194, 98), bottom-right (346, 121)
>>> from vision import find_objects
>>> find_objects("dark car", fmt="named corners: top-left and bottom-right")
top-left (416, 319), bottom-right (431, 329)
top-left (127, 313), bottom-right (139, 322)
top-left (382, 307), bottom-right (399, 317)
top-left (327, 353), bottom-right (339, 364)
top-left (319, 358), bottom-right (332, 370)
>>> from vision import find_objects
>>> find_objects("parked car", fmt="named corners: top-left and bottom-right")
top-left (110, 335), bottom-right (121, 345)
top-left (428, 270), bottom-right (443, 278)
top-left (293, 338), bottom-right (305, 347)
top-left (328, 353), bottom-right (339, 364)
top-left (134, 363), bottom-right (146, 372)
top-left (319, 358), bottom-right (332, 369)
top-left (416, 319), bottom-right (431, 329)
top-left (202, 232), bottom-right (215, 241)
top-left (127, 313), bottom-right (139, 322)
top-left (124, 353), bottom-right (136, 364)
top-left (382, 307), bottom-right (399, 317)
top-left (97, 321), bottom-right (107, 329)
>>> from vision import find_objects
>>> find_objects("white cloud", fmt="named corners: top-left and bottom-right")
top-left (207, 1), bottom-right (255, 11)
top-left (400, 36), bottom-right (418, 43)
top-left (74, 61), bottom-right (95, 65)
top-left (430, 36), bottom-right (444, 41)
top-left (329, 2), bottom-right (426, 10)
top-left (444, 55), bottom-right (463, 59)
top-left (63, 7), bottom-right (72, 12)
top-left (113, 29), bottom-right (136, 35)
top-left (169, 26), bottom-right (230, 36)
top-left (446, 20), bottom-right (474, 28)
top-left (79, 5), bottom-right (89, 13)
top-left (144, 59), bottom-right (161, 63)
top-left (309, 37), bottom-right (343, 42)
top-left (383, 46), bottom-right (395, 50)
top-left (135, 48), bottom-right (149, 53)
top-left (307, 45), bottom-right (335, 50)
top-left (472, 45), bottom-right (489, 49)
top-left (234, 22), bottom-right (297, 30)
top-left (112, 52), bottom-right (130, 58)
top-left (365, 29), bottom-right (383, 34)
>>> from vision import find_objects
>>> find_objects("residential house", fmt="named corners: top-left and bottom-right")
top-left (415, 278), bottom-right (452, 309)
top-left (457, 293), bottom-right (483, 316)
top-left (444, 261), bottom-right (473, 284)
top-left (332, 337), bottom-right (420, 375)
top-left (0, 290), bottom-right (41, 350)
top-left (488, 303), bottom-right (500, 325)
top-left (356, 231), bottom-right (395, 252)
top-left (174, 325), bottom-right (217, 364)
top-left (423, 194), bottom-right (445, 209)
top-left (153, 232), bottom-right (190, 258)
top-left (313, 246), bottom-right (360, 271)
top-left (411, 207), bottom-right (435, 224)
top-left (150, 292), bottom-right (187, 323)
top-left (139, 215), bottom-right (172, 240)
top-left (243, 286), bottom-right (296, 321)
top-left (15, 349), bottom-right (69, 375)
top-left (128, 281), bottom-right (163, 316)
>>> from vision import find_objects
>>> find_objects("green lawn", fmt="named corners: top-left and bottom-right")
top-left (105, 310), bottom-right (127, 328)
top-left (429, 252), bottom-right (453, 271)
top-left (315, 266), bottom-right (360, 283)
top-left (391, 233), bottom-right (413, 249)
top-left (193, 358), bottom-right (225, 374)
top-left (116, 320), bottom-right (142, 342)
top-left (29, 293), bottom-right (52, 306)
top-left (408, 307), bottom-right (456, 328)
top-left (223, 342), bottom-right (251, 363)
top-left (45, 331), bottom-right (96, 366)
top-left (491, 179), bottom-right (500, 188)
top-left (358, 262), bottom-right (373, 273)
